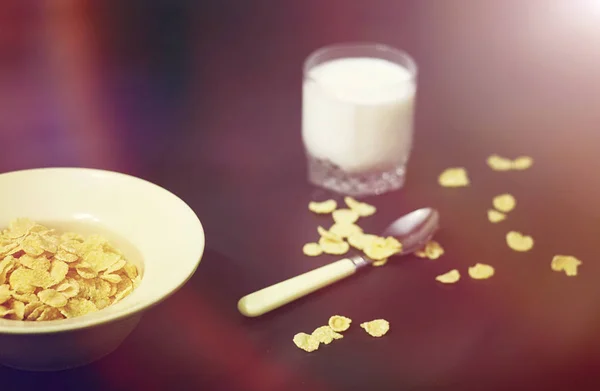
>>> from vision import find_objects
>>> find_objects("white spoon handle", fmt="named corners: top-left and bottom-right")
top-left (237, 258), bottom-right (357, 317)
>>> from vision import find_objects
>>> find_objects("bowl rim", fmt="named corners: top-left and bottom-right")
top-left (0, 167), bottom-right (205, 334)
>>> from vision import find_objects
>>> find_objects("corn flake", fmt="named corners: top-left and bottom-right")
top-left (318, 237), bottom-right (349, 255)
top-left (328, 315), bottom-right (352, 332)
top-left (493, 194), bottom-right (516, 213)
top-left (302, 242), bottom-right (322, 257)
top-left (308, 199), bottom-right (337, 214)
top-left (0, 218), bottom-right (140, 321)
top-left (344, 197), bottom-right (376, 217)
top-left (329, 223), bottom-right (363, 239)
top-left (506, 231), bottom-right (534, 252)
top-left (26, 304), bottom-right (48, 321)
top-left (293, 332), bottom-right (320, 352)
top-left (0, 284), bottom-right (11, 304)
top-left (59, 298), bottom-right (98, 318)
top-left (38, 289), bottom-right (68, 308)
top-left (372, 258), bottom-right (388, 267)
top-left (317, 226), bottom-right (342, 242)
top-left (37, 307), bottom-right (61, 321)
top-left (468, 263), bottom-right (495, 280)
top-left (438, 167), bottom-right (470, 187)
top-left (363, 237), bottom-right (402, 261)
top-left (436, 269), bottom-right (460, 284)
top-left (512, 156), bottom-right (533, 170)
top-left (551, 255), bottom-right (582, 277)
top-left (12, 292), bottom-right (38, 304)
top-left (75, 262), bottom-right (98, 279)
top-left (486, 154), bottom-right (513, 171)
top-left (11, 300), bottom-right (25, 320)
top-left (0, 305), bottom-right (14, 317)
top-left (347, 233), bottom-right (378, 251)
top-left (360, 319), bottom-right (390, 337)
top-left (18, 254), bottom-right (51, 271)
top-left (487, 209), bottom-right (506, 223)
top-left (415, 240), bottom-right (444, 260)
top-left (312, 326), bottom-right (343, 344)
top-left (55, 249), bottom-right (79, 263)
top-left (50, 260), bottom-right (69, 284)
top-left (332, 209), bottom-right (359, 224)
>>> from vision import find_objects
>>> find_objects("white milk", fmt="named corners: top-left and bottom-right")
top-left (302, 57), bottom-right (416, 174)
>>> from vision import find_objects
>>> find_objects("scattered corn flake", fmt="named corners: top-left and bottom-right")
top-left (493, 194), bottom-right (516, 213)
top-left (468, 263), bottom-right (495, 280)
top-left (328, 315), bottom-right (352, 332)
top-left (317, 226), bottom-right (343, 242)
top-left (436, 269), bottom-right (460, 284)
top-left (302, 242), bottom-right (322, 257)
top-left (438, 167), bottom-right (470, 187)
top-left (308, 199), bottom-right (337, 214)
top-left (551, 255), bottom-right (582, 277)
top-left (312, 326), bottom-right (343, 344)
top-left (415, 240), bottom-right (444, 260)
top-left (363, 237), bottom-right (402, 261)
top-left (506, 231), bottom-right (534, 252)
top-left (344, 197), bottom-right (376, 217)
top-left (486, 154), bottom-right (513, 171)
top-left (360, 319), bottom-right (390, 337)
top-left (347, 233), bottom-right (378, 251)
top-left (329, 223), bottom-right (363, 239)
top-left (293, 332), bottom-right (320, 352)
top-left (318, 237), bottom-right (350, 255)
top-left (512, 156), bottom-right (533, 170)
top-left (332, 209), bottom-right (360, 224)
top-left (487, 209), bottom-right (506, 223)
top-left (372, 258), bottom-right (388, 267)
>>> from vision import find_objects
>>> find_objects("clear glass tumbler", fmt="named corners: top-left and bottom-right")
top-left (302, 43), bottom-right (418, 196)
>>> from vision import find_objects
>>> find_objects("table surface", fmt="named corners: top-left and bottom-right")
top-left (2, 1), bottom-right (600, 390)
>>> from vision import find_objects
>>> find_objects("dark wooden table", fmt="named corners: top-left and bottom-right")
top-left (2, 1), bottom-right (600, 390)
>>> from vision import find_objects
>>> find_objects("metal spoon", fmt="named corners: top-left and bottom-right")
top-left (237, 207), bottom-right (439, 317)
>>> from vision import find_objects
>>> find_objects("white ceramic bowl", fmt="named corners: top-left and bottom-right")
top-left (0, 168), bottom-right (205, 371)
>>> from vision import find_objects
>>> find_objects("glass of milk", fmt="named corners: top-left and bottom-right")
top-left (302, 43), bottom-right (417, 196)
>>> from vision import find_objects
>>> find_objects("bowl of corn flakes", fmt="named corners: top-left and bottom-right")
top-left (0, 167), bottom-right (205, 371)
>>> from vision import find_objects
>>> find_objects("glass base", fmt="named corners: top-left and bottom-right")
top-left (307, 155), bottom-right (406, 197)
